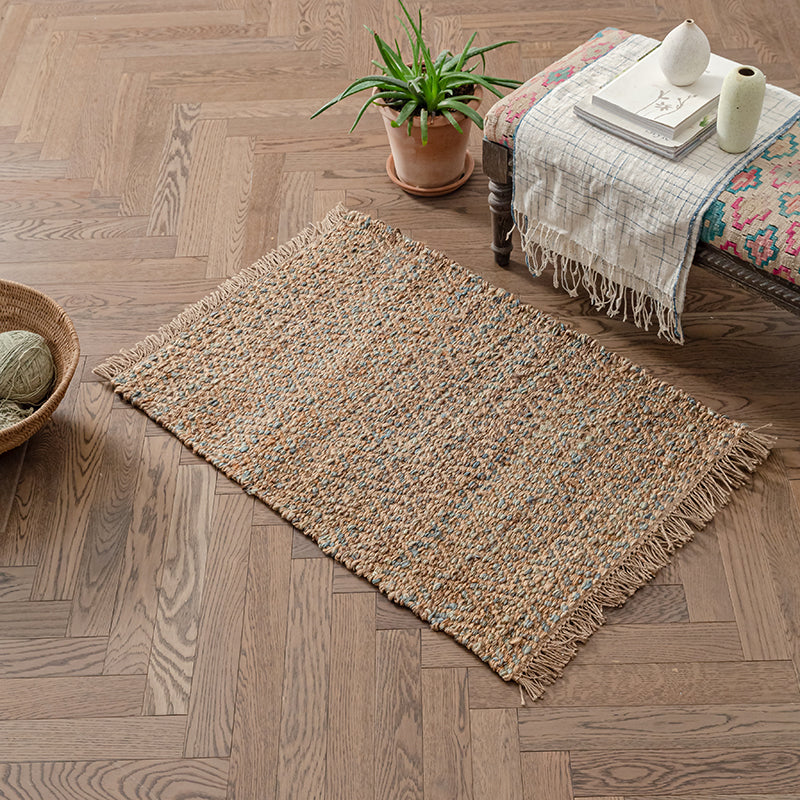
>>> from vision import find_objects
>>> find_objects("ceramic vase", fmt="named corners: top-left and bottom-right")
top-left (717, 65), bottom-right (766, 153)
top-left (659, 19), bottom-right (711, 86)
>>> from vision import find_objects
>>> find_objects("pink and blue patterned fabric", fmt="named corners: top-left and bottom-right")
top-left (485, 28), bottom-right (800, 285)
top-left (699, 130), bottom-right (800, 284)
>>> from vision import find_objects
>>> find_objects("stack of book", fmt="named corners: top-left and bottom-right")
top-left (575, 46), bottom-right (740, 159)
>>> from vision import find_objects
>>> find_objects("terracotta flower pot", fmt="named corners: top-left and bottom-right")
top-left (375, 86), bottom-right (482, 195)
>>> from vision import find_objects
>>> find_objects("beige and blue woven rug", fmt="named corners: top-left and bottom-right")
top-left (96, 206), bottom-right (771, 701)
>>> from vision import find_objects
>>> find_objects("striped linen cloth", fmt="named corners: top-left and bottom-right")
top-left (512, 34), bottom-right (800, 342)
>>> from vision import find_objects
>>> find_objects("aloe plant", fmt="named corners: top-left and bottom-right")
top-left (311, 0), bottom-right (521, 145)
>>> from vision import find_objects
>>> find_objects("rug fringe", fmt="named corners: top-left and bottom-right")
top-left (514, 212), bottom-right (685, 344)
top-left (94, 204), bottom-right (359, 381)
top-left (516, 426), bottom-right (774, 703)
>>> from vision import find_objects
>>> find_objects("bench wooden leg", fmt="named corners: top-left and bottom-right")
top-left (482, 139), bottom-right (515, 267)
top-left (489, 179), bottom-right (514, 267)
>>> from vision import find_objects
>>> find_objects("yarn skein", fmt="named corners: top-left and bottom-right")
top-left (0, 398), bottom-right (34, 429)
top-left (0, 330), bottom-right (56, 405)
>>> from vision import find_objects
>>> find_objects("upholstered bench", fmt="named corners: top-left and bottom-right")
top-left (482, 28), bottom-right (800, 317)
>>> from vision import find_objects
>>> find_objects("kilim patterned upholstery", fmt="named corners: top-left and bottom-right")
top-left (484, 28), bottom-right (800, 286)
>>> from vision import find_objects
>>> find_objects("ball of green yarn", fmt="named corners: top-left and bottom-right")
top-left (0, 330), bottom-right (55, 405)
top-left (0, 398), bottom-right (34, 430)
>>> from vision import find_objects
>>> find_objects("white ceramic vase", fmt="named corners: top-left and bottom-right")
top-left (717, 65), bottom-right (766, 153)
top-left (659, 19), bottom-right (711, 86)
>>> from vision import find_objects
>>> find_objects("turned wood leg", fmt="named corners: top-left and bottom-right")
top-left (488, 179), bottom-right (514, 267)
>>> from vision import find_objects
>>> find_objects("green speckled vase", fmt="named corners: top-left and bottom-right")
top-left (717, 65), bottom-right (766, 153)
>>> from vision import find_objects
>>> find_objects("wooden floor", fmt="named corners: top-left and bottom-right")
top-left (0, 0), bottom-right (799, 797)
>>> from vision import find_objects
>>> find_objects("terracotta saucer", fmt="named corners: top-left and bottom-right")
top-left (385, 151), bottom-right (475, 197)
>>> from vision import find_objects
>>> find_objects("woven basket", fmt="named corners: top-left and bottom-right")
top-left (0, 280), bottom-right (80, 455)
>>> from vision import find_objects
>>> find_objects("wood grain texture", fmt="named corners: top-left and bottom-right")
top-left (68, 408), bottom-right (146, 637)
top-left (143, 462), bottom-right (216, 715)
top-left (104, 434), bottom-right (182, 675)
top-left (0, 675), bottom-right (145, 719)
top-left (518, 703), bottom-right (800, 751)
top-left (227, 524), bottom-right (293, 800)
top-left (0, 600), bottom-right (71, 637)
top-left (0, 759), bottom-right (229, 800)
top-left (470, 709), bottom-right (523, 800)
top-left (0, 567), bottom-right (36, 602)
top-left (184, 492), bottom-right (252, 757)
top-left (0, 636), bottom-right (106, 678)
top-left (0, 716), bottom-right (188, 761)
top-left (276, 556), bottom-right (333, 800)
top-left (30, 380), bottom-right (114, 600)
top-left (327, 592), bottom-right (377, 800)
top-left (521, 751), bottom-right (573, 800)
top-left (570, 748), bottom-right (800, 795)
top-left (375, 629), bottom-right (424, 800)
top-left (422, 668), bottom-right (473, 800)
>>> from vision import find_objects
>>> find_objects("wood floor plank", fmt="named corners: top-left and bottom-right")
top-left (0, 600), bottom-right (71, 637)
top-left (569, 622), bottom-right (745, 665)
top-left (0, 567), bottom-right (36, 602)
top-left (276, 168), bottom-right (314, 244)
top-left (146, 102), bottom-right (202, 235)
top-left (715, 461), bottom-right (794, 661)
top-left (569, 748), bottom-right (800, 795)
top-left (68, 407), bottom-right (147, 637)
top-left (0, 17), bottom-right (51, 128)
top-left (422, 668), bottom-right (473, 800)
top-left (676, 527), bottom-right (736, 622)
top-left (0, 675), bottom-right (145, 719)
top-left (104, 434), bottom-right (182, 675)
top-left (205, 135), bottom-right (255, 278)
top-left (92, 71), bottom-right (150, 197)
top-left (747, 454), bottom-right (800, 683)
top-left (240, 150), bottom-right (284, 267)
top-left (66, 56), bottom-right (125, 180)
top-left (0, 759), bottom-right (228, 800)
top-left (143, 462), bottom-right (217, 715)
top-left (521, 751), bottom-right (573, 800)
top-left (470, 708), bottom-right (523, 800)
top-left (30, 380), bottom-right (114, 600)
top-left (227, 524), bottom-right (293, 800)
top-left (184, 492), bottom-right (253, 758)
top-left (468, 660), bottom-right (800, 709)
top-left (174, 117), bottom-right (227, 256)
top-left (39, 43), bottom-right (101, 161)
top-left (17, 29), bottom-right (80, 144)
top-left (119, 86), bottom-right (174, 217)
top-left (422, 627), bottom-right (500, 670)
top-left (376, 592), bottom-right (427, 630)
top-left (375, 629), bottom-right (424, 800)
top-left (518, 703), bottom-right (800, 751)
top-left (0, 716), bottom-right (187, 761)
top-left (0, 442), bottom-right (26, 536)
top-left (326, 592), bottom-right (376, 800)
top-left (275, 556), bottom-right (333, 800)
top-left (0, 636), bottom-right (106, 678)
top-left (602, 583), bottom-right (689, 626)
top-left (0, 4), bottom-right (34, 98)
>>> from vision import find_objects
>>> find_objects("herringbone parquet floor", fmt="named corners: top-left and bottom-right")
top-left (0, 0), bottom-right (799, 798)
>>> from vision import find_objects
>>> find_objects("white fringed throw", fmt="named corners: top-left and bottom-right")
top-left (512, 35), bottom-right (800, 342)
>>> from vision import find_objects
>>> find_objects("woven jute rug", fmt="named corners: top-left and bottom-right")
top-left (96, 207), bottom-right (772, 701)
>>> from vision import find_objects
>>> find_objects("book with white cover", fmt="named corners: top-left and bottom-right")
top-left (574, 98), bottom-right (717, 160)
top-left (592, 46), bottom-right (739, 137)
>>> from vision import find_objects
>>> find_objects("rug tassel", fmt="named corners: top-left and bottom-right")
top-left (515, 426), bottom-right (774, 704)
top-left (94, 204), bottom-right (357, 381)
